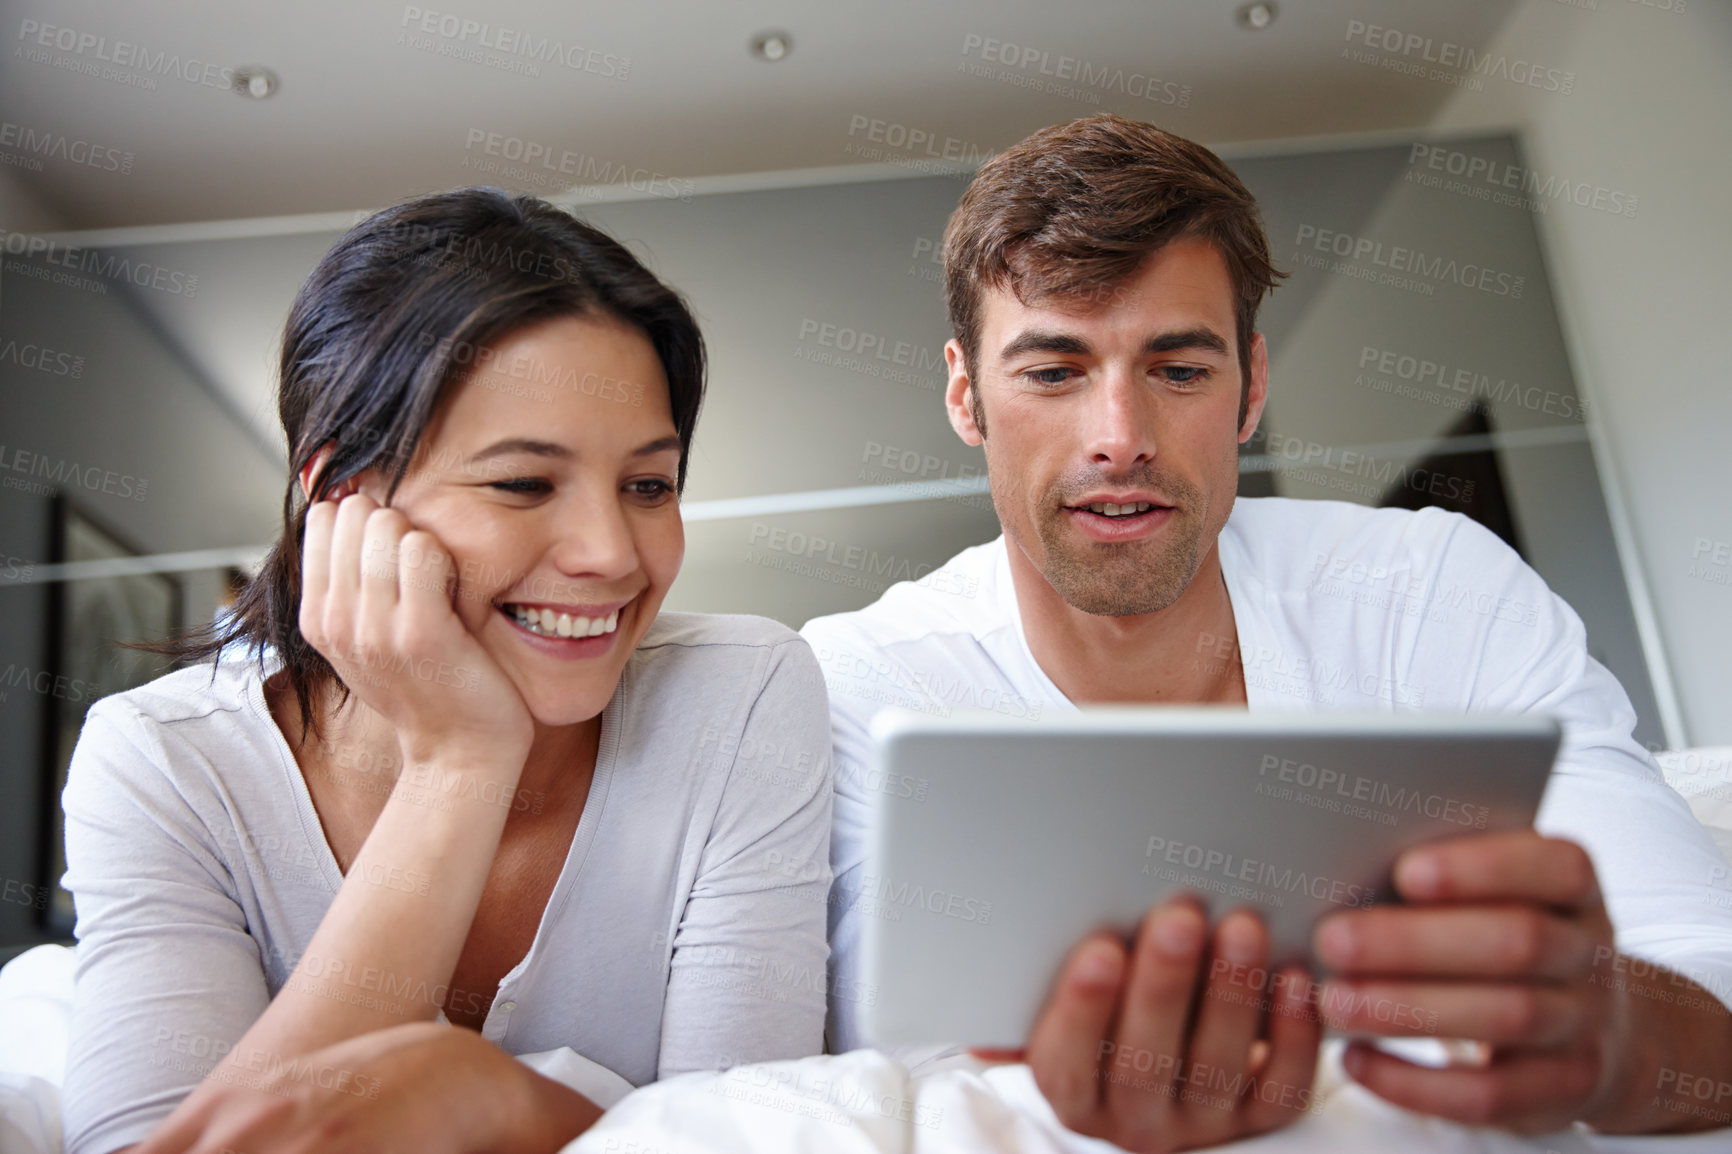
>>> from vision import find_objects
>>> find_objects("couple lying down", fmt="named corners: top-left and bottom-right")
top-left (60, 114), bottom-right (1732, 1154)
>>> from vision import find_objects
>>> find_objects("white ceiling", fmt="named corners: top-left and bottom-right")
top-left (2, 0), bottom-right (1521, 229)
top-left (1, 0), bottom-right (1528, 459)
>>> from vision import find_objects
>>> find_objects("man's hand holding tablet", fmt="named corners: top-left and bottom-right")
top-left (997, 828), bottom-right (1732, 1149)
top-left (860, 709), bottom-right (1565, 1152)
top-left (1316, 829), bottom-right (1732, 1136)
top-left (1002, 900), bottom-right (1321, 1152)
top-left (1004, 835), bottom-right (1604, 1151)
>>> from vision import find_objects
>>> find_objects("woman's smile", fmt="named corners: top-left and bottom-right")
top-left (503, 601), bottom-right (622, 640)
top-left (496, 596), bottom-right (631, 660)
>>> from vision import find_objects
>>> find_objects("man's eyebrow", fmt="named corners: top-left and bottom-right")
top-left (996, 326), bottom-right (1232, 362)
top-left (1145, 327), bottom-right (1230, 356)
top-left (998, 330), bottom-right (1093, 361)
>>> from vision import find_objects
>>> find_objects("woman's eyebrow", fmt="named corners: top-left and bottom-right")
top-left (465, 435), bottom-right (681, 465)
top-left (468, 437), bottom-right (571, 463)
top-left (630, 434), bottom-right (683, 458)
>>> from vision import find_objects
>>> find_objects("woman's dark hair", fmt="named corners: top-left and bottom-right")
top-left (158, 187), bottom-right (706, 735)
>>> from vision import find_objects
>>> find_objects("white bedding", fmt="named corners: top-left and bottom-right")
top-left (6, 747), bottom-right (1730, 1154)
top-left (1657, 747), bottom-right (1732, 861)
top-left (0, 944), bottom-right (72, 1154)
top-left (562, 1045), bottom-right (1732, 1154)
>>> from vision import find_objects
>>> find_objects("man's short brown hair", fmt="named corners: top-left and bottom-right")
top-left (943, 113), bottom-right (1283, 430)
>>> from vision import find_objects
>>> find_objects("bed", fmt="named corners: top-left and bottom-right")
top-left (7, 747), bottom-right (1730, 1154)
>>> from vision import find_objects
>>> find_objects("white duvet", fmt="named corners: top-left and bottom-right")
top-left (561, 1045), bottom-right (1718, 1154)
top-left (13, 876), bottom-right (1732, 1154)
top-left (0, 945), bottom-right (71, 1154)
top-left (6, 941), bottom-right (1720, 1154)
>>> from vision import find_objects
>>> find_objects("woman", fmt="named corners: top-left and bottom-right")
top-left (58, 189), bottom-right (835, 1154)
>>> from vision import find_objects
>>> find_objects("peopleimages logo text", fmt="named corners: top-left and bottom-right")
top-left (959, 33), bottom-right (1191, 107)
top-left (16, 20), bottom-right (235, 89)
top-left (1407, 144), bottom-right (1637, 219)
top-left (399, 7), bottom-right (630, 79)
top-left (1143, 835), bottom-right (1375, 908)
top-left (1343, 20), bottom-right (1575, 95)
top-left (0, 444), bottom-right (148, 501)
top-left (1294, 224), bottom-right (1524, 299)
top-left (0, 228), bottom-right (199, 297)
top-left (0, 120), bottom-right (132, 173)
top-left (1257, 755), bottom-right (1490, 828)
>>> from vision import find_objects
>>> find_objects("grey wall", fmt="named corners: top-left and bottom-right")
top-left (1232, 136), bottom-right (1663, 748)
top-left (580, 151), bottom-right (1665, 745)
top-left (1436, 0), bottom-right (1732, 747)
top-left (581, 177), bottom-right (1003, 622)
top-left (0, 133), bottom-right (1675, 954)
top-left (0, 253), bottom-right (283, 955)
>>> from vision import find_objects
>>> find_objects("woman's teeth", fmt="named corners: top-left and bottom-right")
top-left (508, 605), bottom-right (620, 639)
top-left (1086, 501), bottom-right (1155, 517)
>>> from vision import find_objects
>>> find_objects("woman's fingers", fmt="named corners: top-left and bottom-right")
top-left (295, 491), bottom-right (531, 763)
top-left (133, 1084), bottom-right (291, 1154)
top-left (359, 506), bottom-right (407, 605)
top-left (317, 494), bottom-right (376, 665)
top-left (299, 499), bottom-right (337, 648)
top-left (133, 1104), bottom-right (198, 1154)
top-left (187, 1097), bottom-right (301, 1154)
top-left (396, 529), bottom-right (456, 627)
top-left (356, 506), bottom-right (410, 669)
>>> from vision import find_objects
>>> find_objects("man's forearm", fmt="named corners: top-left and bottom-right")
top-left (1586, 956), bottom-right (1732, 1133)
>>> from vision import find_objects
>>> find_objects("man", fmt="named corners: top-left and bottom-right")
top-left (801, 114), bottom-right (1732, 1150)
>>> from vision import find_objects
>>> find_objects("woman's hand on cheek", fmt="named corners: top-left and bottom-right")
top-left (300, 493), bottom-right (534, 764)
top-left (136, 1022), bottom-right (603, 1154)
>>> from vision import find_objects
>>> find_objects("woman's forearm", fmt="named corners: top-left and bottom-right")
top-left (135, 1022), bottom-right (602, 1154)
top-left (217, 746), bottom-right (524, 1068)
top-left (507, 1068), bottom-right (608, 1154)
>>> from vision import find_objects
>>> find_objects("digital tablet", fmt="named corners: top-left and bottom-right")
top-left (857, 707), bottom-right (1561, 1048)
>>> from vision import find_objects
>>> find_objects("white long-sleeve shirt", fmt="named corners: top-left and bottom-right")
top-left (801, 497), bottom-right (1732, 1056)
top-left (60, 611), bottom-right (835, 1154)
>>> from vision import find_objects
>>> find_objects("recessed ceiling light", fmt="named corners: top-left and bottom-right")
top-left (232, 65), bottom-right (278, 99)
top-left (750, 31), bottom-right (793, 62)
top-left (1236, 2), bottom-right (1277, 30)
